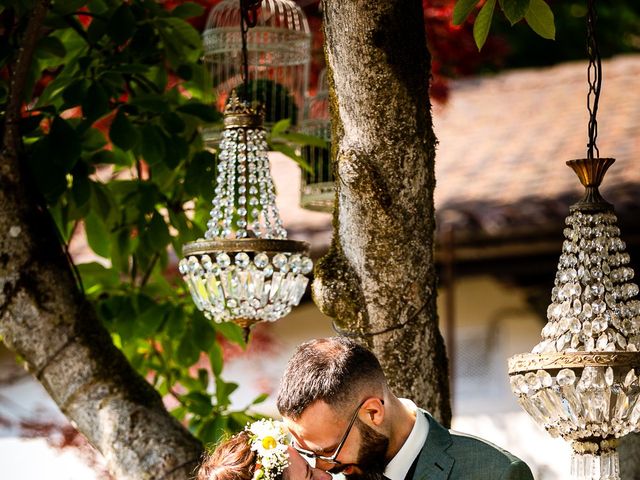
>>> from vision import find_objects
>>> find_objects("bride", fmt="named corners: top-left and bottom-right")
top-left (197, 419), bottom-right (331, 480)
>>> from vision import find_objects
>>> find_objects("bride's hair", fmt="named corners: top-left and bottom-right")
top-left (197, 431), bottom-right (257, 480)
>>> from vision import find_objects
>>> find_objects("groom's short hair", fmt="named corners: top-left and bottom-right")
top-left (276, 337), bottom-right (386, 419)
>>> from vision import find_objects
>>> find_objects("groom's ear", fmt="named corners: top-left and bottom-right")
top-left (361, 397), bottom-right (385, 427)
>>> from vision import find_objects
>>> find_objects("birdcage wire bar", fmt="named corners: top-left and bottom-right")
top-left (203, 0), bottom-right (311, 129)
top-left (300, 69), bottom-right (334, 212)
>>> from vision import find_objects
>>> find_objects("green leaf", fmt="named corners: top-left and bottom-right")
top-left (52, 0), bottom-right (88, 15)
top-left (140, 125), bottom-right (166, 165)
top-left (473, 0), bottom-right (497, 50)
top-left (85, 212), bottom-right (111, 258)
top-left (192, 314), bottom-right (216, 352)
top-left (499, 0), bottom-right (530, 25)
top-left (91, 149), bottom-right (117, 165)
top-left (271, 118), bottom-right (291, 136)
top-left (107, 4), bottom-right (136, 45)
top-left (136, 303), bottom-right (168, 338)
top-left (90, 181), bottom-right (114, 220)
top-left (62, 78), bottom-right (87, 106)
top-left (161, 112), bottom-right (185, 134)
top-left (251, 393), bottom-right (269, 405)
top-left (87, 17), bottom-right (108, 44)
top-left (209, 342), bottom-right (223, 376)
top-left (72, 174), bottom-right (91, 207)
top-left (110, 227), bottom-right (131, 272)
top-left (215, 322), bottom-right (246, 347)
top-left (82, 82), bottom-right (109, 122)
top-left (27, 138), bottom-right (67, 202)
top-left (453, 0), bottom-right (481, 25)
top-left (109, 109), bottom-right (140, 151)
top-left (215, 378), bottom-right (238, 407)
top-left (36, 35), bottom-right (67, 58)
top-left (156, 17), bottom-right (202, 67)
top-left (132, 95), bottom-right (169, 114)
top-left (270, 143), bottom-right (313, 174)
top-left (76, 262), bottom-right (119, 288)
top-left (81, 127), bottom-right (108, 152)
top-left (162, 134), bottom-right (188, 169)
top-left (171, 2), bottom-right (204, 19)
top-left (184, 150), bottom-right (215, 197)
top-left (525, 0), bottom-right (555, 40)
top-left (147, 211), bottom-right (171, 252)
top-left (49, 116), bottom-right (81, 171)
top-left (198, 415), bottom-right (227, 444)
top-left (276, 132), bottom-right (328, 149)
top-left (176, 330), bottom-right (200, 367)
top-left (183, 392), bottom-right (213, 417)
top-left (177, 102), bottom-right (221, 123)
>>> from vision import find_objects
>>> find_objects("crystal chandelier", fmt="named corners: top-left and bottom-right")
top-left (179, 1), bottom-right (312, 335)
top-left (507, 2), bottom-right (640, 479)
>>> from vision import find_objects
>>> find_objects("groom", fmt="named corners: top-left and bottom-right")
top-left (276, 337), bottom-right (534, 480)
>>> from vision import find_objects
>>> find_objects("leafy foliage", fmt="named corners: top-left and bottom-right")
top-left (1, 0), bottom-right (267, 445)
top-left (453, 0), bottom-right (555, 49)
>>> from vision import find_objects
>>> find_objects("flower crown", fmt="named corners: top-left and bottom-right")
top-left (246, 419), bottom-right (290, 480)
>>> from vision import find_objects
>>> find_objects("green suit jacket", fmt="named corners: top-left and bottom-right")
top-left (411, 411), bottom-right (534, 480)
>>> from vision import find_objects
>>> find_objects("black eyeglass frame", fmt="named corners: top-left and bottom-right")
top-left (291, 397), bottom-right (383, 468)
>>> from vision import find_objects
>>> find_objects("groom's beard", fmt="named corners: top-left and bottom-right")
top-left (344, 419), bottom-right (389, 480)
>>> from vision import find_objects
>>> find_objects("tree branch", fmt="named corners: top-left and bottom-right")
top-left (0, 1), bottom-right (204, 477)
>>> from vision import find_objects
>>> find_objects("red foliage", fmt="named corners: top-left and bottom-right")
top-left (424, 0), bottom-right (509, 102)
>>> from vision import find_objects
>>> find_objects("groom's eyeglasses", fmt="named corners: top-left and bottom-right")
top-left (292, 398), bottom-right (383, 471)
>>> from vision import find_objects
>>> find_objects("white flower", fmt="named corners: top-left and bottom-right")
top-left (246, 419), bottom-right (290, 480)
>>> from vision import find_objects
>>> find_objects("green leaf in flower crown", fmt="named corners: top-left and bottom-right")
top-left (109, 109), bottom-right (140, 151)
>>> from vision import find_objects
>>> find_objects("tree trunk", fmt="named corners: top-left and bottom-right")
top-left (0, 1), bottom-right (203, 478)
top-left (313, 0), bottom-right (451, 425)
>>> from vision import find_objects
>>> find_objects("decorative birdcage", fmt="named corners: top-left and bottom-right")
top-left (203, 0), bottom-right (311, 129)
top-left (300, 70), bottom-right (334, 212)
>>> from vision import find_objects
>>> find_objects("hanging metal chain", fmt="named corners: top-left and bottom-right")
top-left (586, 0), bottom-right (602, 159)
top-left (240, 0), bottom-right (261, 98)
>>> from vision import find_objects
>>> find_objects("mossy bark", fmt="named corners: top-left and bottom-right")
top-left (314, 0), bottom-right (451, 424)
top-left (0, 1), bottom-right (203, 478)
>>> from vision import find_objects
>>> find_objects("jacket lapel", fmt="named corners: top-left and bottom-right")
top-left (412, 411), bottom-right (454, 480)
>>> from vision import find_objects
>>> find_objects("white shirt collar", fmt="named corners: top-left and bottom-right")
top-left (383, 399), bottom-right (429, 480)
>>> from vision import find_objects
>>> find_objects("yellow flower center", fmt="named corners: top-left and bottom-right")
top-left (262, 436), bottom-right (277, 450)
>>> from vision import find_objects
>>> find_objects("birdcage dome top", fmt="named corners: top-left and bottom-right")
top-left (204, 0), bottom-right (310, 61)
